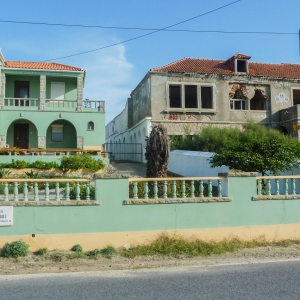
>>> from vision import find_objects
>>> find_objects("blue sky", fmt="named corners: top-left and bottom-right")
top-left (1, 0), bottom-right (300, 123)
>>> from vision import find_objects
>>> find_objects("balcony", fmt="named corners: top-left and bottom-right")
top-left (3, 98), bottom-right (105, 112)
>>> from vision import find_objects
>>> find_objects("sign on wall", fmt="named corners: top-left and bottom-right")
top-left (293, 124), bottom-right (300, 131)
top-left (0, 207), bottom-right (13, 226)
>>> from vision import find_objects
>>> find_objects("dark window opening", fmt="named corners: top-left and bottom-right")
top-left (293, 89), bottom-right (300, 105)
top-left (169, 85), bottom-right (181, 108)
top-left (201, 86), bottom-right (213, 109)
top-left (14, 81), bottom-right (29, 106)
top-left (88, 121), bottom-right (94, 130)
top-left (185, 85), bottom-right (198, 108)
top-left (236, 60), bottom-right (247, 73)
top-left (250, 90), bottom-right (266, 110)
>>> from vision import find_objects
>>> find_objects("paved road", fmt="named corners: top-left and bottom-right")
top-left (1, 260), bottom-right (299, 300)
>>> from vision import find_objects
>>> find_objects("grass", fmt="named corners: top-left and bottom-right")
top-left (119, 233), bottom-right (300, 258)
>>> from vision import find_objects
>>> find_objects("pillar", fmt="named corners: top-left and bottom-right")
top-left (77, 77), bottom-right (83, 112)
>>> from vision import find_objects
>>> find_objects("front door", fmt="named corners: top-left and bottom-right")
top-left (14, 124), bottom-right (29, 149)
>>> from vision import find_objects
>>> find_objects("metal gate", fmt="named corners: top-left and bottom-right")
top-left (104, 143), bottom-right (143, 162)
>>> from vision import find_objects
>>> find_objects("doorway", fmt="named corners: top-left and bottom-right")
top-left (14, 124), bottom-right (29, 148)
top-left (14, 81), bottom-right (29, 106)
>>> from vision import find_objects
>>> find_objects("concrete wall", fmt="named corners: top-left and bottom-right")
top-left (2, 174), bottom-right (300, 251)
top-left (169, 150), bottom-right (229, 177)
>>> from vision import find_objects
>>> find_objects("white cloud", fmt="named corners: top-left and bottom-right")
top-left (82, 44), bottom-right (134, 124)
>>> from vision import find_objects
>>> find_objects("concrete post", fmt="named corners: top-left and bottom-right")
top-left (77, 77), bottom-right (83, 112)
top-left (39, 75), bottom-right (46, 110)
top-left (0, 73), bottom-right (5, 109)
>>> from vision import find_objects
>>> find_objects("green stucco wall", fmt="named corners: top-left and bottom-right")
top-left (5, 75), bottom-right (40, 98)
top-left (0, 110), bottom-right (105, 147)
top-left (2, 176), bottom-right (300, 237)
top-left (46, 76), bottom-right (77, 100)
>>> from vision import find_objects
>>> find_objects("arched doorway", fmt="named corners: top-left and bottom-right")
top-left (46, 120), bottom-right (77, 149)
top-left (7, 119), bottom-right (38, 149)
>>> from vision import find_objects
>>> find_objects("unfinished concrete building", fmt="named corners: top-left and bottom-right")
top-left (106, 53), bottom-right (300, 161)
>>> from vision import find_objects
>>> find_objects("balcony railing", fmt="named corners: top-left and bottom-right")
top-left (3, 98), bottom-right (105, 112)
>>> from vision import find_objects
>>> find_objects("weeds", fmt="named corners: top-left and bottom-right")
top-left (34, 248), bottom-right (48, 256)
top-left (71, 244), bottom-right (83, 253)
top-left (3, 240), bottom-right (29, 258)
top-left (120, 234), bottom-right (300, 258)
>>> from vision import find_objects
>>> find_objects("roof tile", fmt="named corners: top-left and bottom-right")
top-left (4, 61), bottom-right (83, 71)
top-left (152, 57), bottom-right (300, 79)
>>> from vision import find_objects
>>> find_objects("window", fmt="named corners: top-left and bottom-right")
top-left (51, 124), bottom-right (63, 142)
top-left (169, 85), bottom-right (181, 108)
top-left (230, 89), bottom-right (247, 110)
top-left (201, 86), bottom-right (213, 109)
top-left (250, 89), bottom-right (267, 110)
top-left (88, 121), bottom-right (94, 130)
top-left (169, 84), bottom-right (214, 110)
top-left (235, 59), bottom-right (248, 73)
top-left (14, 81), bottom-right (29, 106)
top-left (51, 82), bottom-right (65, 100)
top-left (293, 89), bottom-right (300, 105)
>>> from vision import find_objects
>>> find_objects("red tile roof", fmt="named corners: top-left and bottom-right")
top-left (152, 57), bottom-right (300, 79)
top-left (4, 61), bottom-right (83, 71)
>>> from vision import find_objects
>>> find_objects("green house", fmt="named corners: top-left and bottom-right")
top-left (0, 51), bottom-right (105, 151)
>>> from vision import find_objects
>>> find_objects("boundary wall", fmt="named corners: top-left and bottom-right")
top-left (1, 173), bottom-right (300, 250)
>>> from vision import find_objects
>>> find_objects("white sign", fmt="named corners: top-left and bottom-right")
top-left (275, 92), bottom-right (289, 104)
top-left (0, 206), bottom-right (13, 226)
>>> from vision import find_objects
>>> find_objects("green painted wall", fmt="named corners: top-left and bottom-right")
top-left (46, 120), bottom-right (77, 148)
top-left (2, 175), bottom-right (300, 237)
top-left (0, 110), bottom-right (105, 146)
top-left (5, 75), bottom-right (40, 98)
top-left (6, 119), bottom-right (38, 148)
top-left (46, 76), bottom-right (77, 100)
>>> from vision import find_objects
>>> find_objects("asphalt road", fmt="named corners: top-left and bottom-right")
top-left (1, 260), bottom-right (300, 300)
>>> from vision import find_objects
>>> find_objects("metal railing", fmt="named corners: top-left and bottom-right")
top-left (128, 177), bottom-right (225, 199)
top-left (0, 179), bottom-right (92, 201)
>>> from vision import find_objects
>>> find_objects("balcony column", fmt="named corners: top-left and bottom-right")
top-left (38, 136), bottom-right (46, 149)
top-left (39, 75), bottom-right (46, 110)
top-left (0, 73), bottom-right (5, 109)
top-left (77, 76), bottom-right (83, 112)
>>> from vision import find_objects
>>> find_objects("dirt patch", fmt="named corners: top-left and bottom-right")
top-left (2, 245), bottom-right (300, 275)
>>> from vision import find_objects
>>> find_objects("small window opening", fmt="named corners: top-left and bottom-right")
top-left (169, 85), bottom-right (181, 108)
top-left (201, 86), bottom-right (213, 109)
top-left (250, 90), bottom-right (266, 110)
top-left (88, 121), bottom-right (94, 130)
top-left (236, 60), bottom-right (247, 73)
top-left (230, 89), bottom-right (247, 110)
top-left (293, 89), bottom-right (300, 105)
top-left (185, 85), bottom-right (198, 108)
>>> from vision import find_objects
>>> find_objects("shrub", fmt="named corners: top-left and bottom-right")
top-left (71, 244), bottom-right (83, 253)
top-left (101, 245), bottom-right (117, 258)
top-left (0, 168), bottom-right (11, 179)
top-left (25, 170), bottom-right (40, 178)
top-left (59, 154), bottom-right (105, 174)
top-left (12, 160), bottom-right (30, 169)
top-left (3, 240), bottom-right (29, 257)
top-left (68, 185), bottom-right (95, 200)
top-left (30, 161), bottom-right (59, 170)
top-left (34, 248), bottom-right (48, 256)
top-left (86, 248), bottom-right (102, 257)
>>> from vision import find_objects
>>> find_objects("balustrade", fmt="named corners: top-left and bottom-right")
top-left (128, 177), bottom-right (225, 199)
top-left (256, 176), bottom-right (300, 196)
top-left (0, 179), bottom-right (92, 201)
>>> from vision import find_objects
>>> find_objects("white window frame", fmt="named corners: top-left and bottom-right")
top-left (51, 124), bottom-right (63, 142)
top-left (166, 82), bottom-right (215, 111)
top-left (235, 59), bottom-right (248, 74)
top-left (230, 99), bottom-right (247, 110)
top-left (51, 82), bottom-right (65, 100)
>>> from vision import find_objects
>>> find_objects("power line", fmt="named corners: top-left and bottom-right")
top-left (43, 0), bottom-right (242, 62)
top-left (1, 18), bottom-right (296, 35)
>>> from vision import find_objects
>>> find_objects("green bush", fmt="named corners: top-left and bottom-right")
top-left (71, 244), bottom-right (83, 253)
top-left (59, 154), bottom-right (105, 174)
top-left (34, 248), bottom-right (48, 256)
top-left (86, 248), bottom-right (102, 257)
top-left (30, 161), bottom-right (59, 170)
top-left (25, 170), bottom-right (40, 178)
top-left (100, 245), bottom-right (117, 258)
top-left (3, 240), bottom-right (29, 257)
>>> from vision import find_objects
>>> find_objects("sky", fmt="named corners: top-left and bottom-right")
top-left (1, 0), bottom-right (300, 123)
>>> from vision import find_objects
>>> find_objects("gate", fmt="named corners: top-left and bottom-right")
top-left (104, 143), bottom-right (143, 162)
